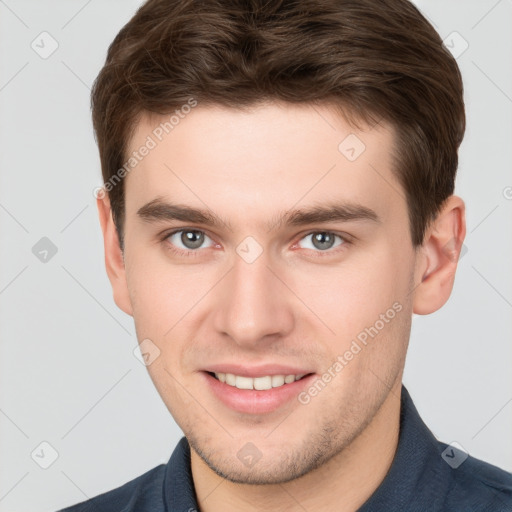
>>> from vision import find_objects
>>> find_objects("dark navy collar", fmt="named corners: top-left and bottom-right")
top-left (164, 433), bottom-right (198, 510)
top-left (357, 385), bottom-right (451, 510)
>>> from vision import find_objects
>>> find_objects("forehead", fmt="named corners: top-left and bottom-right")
top-left (124, 102), bottom-right (405, 230)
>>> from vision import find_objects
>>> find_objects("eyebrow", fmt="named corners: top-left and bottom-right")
top-left (136, 197), bottom-right (381, 232)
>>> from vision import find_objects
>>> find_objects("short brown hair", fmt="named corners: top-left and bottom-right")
top-left (91, 0), bottom-right (465, 251)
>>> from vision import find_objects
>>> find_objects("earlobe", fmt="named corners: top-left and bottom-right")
top-left (96, 194), bottom-right (133, 317)
top-left (412, 195), bottom-right (466, 315)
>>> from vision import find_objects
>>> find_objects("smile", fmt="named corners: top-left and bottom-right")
top-left (212, 372), bottom-right (307, 390)
top-left (203, 371), bottom-right (316, 414)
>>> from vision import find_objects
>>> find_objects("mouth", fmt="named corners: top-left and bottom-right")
top-left (202, 370), bottom-right (316, 415)
top-left (206, 371), bottom-right (313, 390)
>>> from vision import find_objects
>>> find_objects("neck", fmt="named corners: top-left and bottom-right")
top-left (190, 381), bottom-right (402, 512)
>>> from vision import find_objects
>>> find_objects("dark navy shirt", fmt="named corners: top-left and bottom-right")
top-left (58, 385), bottom-right (512, 511)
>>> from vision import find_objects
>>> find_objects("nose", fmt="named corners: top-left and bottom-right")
top-left (212, 249), bottom-right (295, 348)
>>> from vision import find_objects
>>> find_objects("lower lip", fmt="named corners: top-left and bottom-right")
top-left (202, 371), bottom-right (315, 415)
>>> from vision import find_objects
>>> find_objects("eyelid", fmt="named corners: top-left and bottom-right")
top-left (294, 228), bottom-right (353, 244)
top-left (161, 226), bottom-right (213, 239)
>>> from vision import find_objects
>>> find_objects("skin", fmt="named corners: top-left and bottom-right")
top-left (97, 101), bottom-right (466, 512)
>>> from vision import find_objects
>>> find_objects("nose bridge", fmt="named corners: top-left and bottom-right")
top-left (213, 245), bottom-right (293, 346)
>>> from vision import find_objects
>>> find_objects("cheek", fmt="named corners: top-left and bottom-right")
top-left (294, 247), bottom-right (411, 334)
top-left (125, 245), bottom-right (209, 332)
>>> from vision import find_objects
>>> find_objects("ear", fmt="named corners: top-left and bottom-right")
top-left (96, 192), bottom-right (133, 316)
top-left (412, 195), bottom-right (466, 315)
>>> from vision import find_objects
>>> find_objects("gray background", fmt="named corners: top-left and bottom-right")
top-left (0, 1), bottom-right (511, 510)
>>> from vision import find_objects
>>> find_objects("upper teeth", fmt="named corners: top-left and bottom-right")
top-left (214, 373), bottom-right (306, 390)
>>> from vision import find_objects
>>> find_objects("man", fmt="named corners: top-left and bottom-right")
top-left (59, 0), bottom-right (512, 510)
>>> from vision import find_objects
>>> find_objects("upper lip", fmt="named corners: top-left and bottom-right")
top-left (204, 364), bottom-right (314, 378)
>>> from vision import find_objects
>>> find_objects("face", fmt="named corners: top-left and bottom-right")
top-left (113, 101), bottom-right (419, 484)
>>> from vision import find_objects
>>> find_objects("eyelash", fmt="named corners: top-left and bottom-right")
top-left (159, 228), bottom-right (351, 259)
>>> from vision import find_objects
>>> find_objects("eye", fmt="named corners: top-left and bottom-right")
top-left (296, 231), bottom-right (347, 253)
top-left (164, 229), bottom-right (216, 255)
